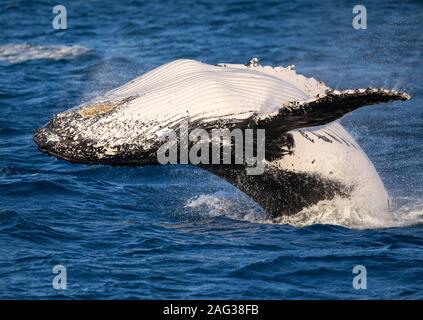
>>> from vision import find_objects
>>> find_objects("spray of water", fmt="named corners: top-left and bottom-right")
top-left (185, 191), bottom-right (423, 229)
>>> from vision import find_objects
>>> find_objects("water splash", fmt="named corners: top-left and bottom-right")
top-left (185, 192), bottom-right (423, 229)
top-left (184, 191), bottom-right (265, 223)
top-left (272, 196), bottom-right (423, 229)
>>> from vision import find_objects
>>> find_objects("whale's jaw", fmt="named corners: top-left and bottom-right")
top-left (34, 130), bottom-right (157, 166)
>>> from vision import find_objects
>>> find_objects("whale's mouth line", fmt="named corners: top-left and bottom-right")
top-left (34, 140), bottom-right (158, 166)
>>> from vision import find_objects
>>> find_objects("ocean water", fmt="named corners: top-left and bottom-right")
top-left (0, 0), bottom-right (422, 299)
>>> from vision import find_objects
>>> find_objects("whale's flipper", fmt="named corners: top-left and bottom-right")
top-left (248, 88), bottom-right (409, 161)
top-left (258, 88), bottom-right (410, 134)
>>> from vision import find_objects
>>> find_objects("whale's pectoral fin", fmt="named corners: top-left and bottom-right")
top-left (258, 88), bottom-right (410, 133)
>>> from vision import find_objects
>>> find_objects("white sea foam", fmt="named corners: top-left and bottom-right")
top-left (272, 196), bottom-right (423, 229)
top-left (184, 191), bottom-right (264, 223)
top-left (0, 44), bottom-right (90, 63)
top-left (185, 192), bottom-right (423, 229)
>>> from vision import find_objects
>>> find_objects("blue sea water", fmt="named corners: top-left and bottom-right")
top-left (0, 0), bottom-right (422, 299)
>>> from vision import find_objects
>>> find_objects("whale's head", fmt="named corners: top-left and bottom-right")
top-left (34, 96), bottom-right (160, 165)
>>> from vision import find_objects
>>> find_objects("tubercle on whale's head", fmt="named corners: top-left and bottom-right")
top-left (33, 97), bottom-right (159, 166)
top-left (77, 101), bottom-right (118, 119)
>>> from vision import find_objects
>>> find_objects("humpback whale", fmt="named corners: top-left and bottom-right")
top-left (34, 58), bottom-right (410, 218)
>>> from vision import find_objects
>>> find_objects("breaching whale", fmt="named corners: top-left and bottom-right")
top-left (34, 58), bottom-right (410, 218)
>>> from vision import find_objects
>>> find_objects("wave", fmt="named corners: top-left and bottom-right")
top-left (0, 43), bottom-right (90, 63)
top-left (0, 209), bottom-right (76, 243)
top-left (184, 192), bottom-right (423, 229)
